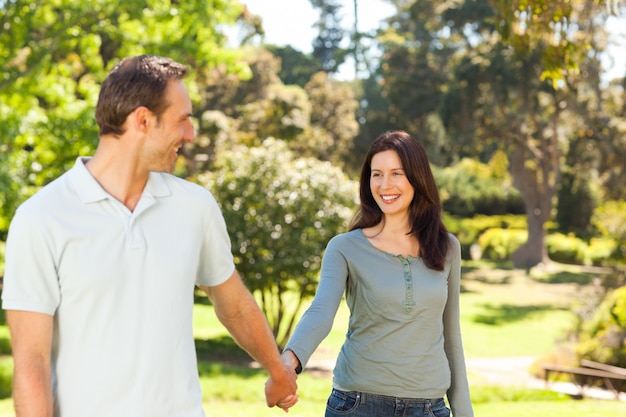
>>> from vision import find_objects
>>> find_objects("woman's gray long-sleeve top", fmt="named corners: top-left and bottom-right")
top-left (285, 229), bottom-right (474, 417)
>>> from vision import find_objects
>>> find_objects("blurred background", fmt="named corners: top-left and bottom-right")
top-left (1, 1), bottom-right (625, 415)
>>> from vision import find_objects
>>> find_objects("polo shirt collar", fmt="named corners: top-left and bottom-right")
top-left (68, 157), bottom-right (172, 204)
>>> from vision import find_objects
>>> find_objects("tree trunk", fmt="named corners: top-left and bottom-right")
top-left (508, 91), bottom-right (563, 268)
top-left (511, 206), bottom-right (549, 268)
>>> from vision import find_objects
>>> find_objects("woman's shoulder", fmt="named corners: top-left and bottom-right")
top-left (446, 232), bottom-right (461, 259)
top-left (328, 229), bottom-right (365, 248)
top-left (446, 232), bottom-right (460, 246)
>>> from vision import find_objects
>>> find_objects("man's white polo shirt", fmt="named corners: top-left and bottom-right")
top-left (2, 157), bottom-right (235, 417)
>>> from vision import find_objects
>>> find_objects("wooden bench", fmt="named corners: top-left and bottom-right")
top-left (542, 362), bottom-right (626, 399)
top-left (580, 359), bottom-right (626, 376)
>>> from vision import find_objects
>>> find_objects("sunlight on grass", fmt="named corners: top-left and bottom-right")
top-left (192, 294), bottom-right (350, 354)
top-left (473, 399), bottom-right (626, 416)
top-left (199, 364), bottom-right (331, 416)
top-left (193, 303), bottom-right (226, 340)
top-left (459, 270), bottom-right (580, 358)
top-left (461, 304), bottom-right (576, 357)
top-left (0, 399), bottom-right (11, 415)
top-left (0, 262), bottom-right (622, 417)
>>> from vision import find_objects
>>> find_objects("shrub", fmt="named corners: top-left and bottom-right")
top-left (545, 233), bottom-right (588, 265)
top-left (446, 214), bottom-right (526, 260)
top-left (591, 201), bottom-right (626, 265)
top-left (0, 358), bottom-right (11, 399)
top-left (434, 158), bottom-right (524, 217)
top-left (587, 238), bottom-right (618, 266)
top-left (0, 240), bottom-right (4, 276)
top-left (198, 139), bottom-right (357, 346)
top-left (477, 228), bottom-right (527, 261)
top-left (575, 286), bottom-right (626, 367)
top-left (592, 201), bottom-right (626, 240)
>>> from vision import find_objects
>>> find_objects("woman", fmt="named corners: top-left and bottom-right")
top-left (282, 131), bottom-right (474, 416)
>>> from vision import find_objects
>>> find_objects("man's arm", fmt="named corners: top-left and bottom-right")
top-left (199, 270), bottom-right (298, 410)
top-left (6, 310), bottom-right (54, 417)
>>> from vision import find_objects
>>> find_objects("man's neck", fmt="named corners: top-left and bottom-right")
top-left (85, 149), bottom-right (148, 212)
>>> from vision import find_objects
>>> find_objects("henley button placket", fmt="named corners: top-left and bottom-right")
top-left (400, 257), bottom-right (416, 313)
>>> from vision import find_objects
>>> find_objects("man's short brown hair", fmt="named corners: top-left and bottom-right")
top-left (95, 55), bottom-right (189, 136)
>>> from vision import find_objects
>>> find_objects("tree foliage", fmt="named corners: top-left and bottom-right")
top-left (0, 0), bottom-right (246, 236)
top-left (189, 48), bottom-right (359, 172)
top-left (267, 45), bottom-right (323, 87)
top-left (293, 72), bottom-right (360, 167)
top-left (309, 0), bottom-right (347, 73)
top-left (576, 285), bottom-right (626, 367)
top-left (369, 0), bottom-right (621, 267)
top-left (198, 139), bottom-right (357, 346)
top-left (0, 1), bottom-right (362, 348)
top-left (434, 155), bottom-right (524, 217)
top-left (488, 0), bottom-right (623, 84)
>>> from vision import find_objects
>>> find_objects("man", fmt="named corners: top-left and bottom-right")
top-left (1, 55), bottom-right (298, 416)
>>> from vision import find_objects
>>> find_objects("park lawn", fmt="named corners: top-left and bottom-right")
top-left (0, 262), bottom-right (621, 416)
top-left (193, 260), bottom-right (586, 359)
top-left (0, 396), bottom-right (621, 417)
top-left (471, 399), bottom-right (626, 416)
top-left (459, 267), bottom-right (581, 358)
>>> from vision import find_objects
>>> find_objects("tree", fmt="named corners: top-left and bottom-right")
top-left (291, 72), bottom-right (360, 167)
top-left (593, 78), bottom-right (626, 201)
top-left (0, 0), bottom-right (246, 236)
top-left (198, 139), bottom-right (357, 347)
top-left (267, 45), bottom-right (323, 87)
top-left (375, 0), bottom-right (617, 267)
top-left (190, 48), bottom-right (359, 173)
top-left (372, 0), bottom-right (467, 161)
top-left (488, 0), bottom-right (625, 84)
top-left (309, 0), bottom-right (347, 73)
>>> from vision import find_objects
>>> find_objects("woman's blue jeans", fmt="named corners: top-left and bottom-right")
top-left (325, 389), bottom-right (451, 417)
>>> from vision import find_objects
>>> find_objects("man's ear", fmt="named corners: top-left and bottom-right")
top-left (129, 106), bottom-right (154, 133)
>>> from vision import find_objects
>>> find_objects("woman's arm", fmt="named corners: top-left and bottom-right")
top-left (283, 237), bottom-right (349, 370)
top-left (443, 236), bottom-right (474, 417)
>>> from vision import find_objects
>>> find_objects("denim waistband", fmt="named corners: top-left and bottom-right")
top-left (353, 390), bottom-right (441, 405)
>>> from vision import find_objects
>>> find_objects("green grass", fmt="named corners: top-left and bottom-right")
top-left (0, 261), bottom-right (623, 416)
top-left (459, 267), bottom-right (580, 358)
top-left (472, 399), bottom-right (626, 416)
top-left (0, 380), bottom-right (622, 417)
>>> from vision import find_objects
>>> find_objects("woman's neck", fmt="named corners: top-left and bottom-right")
top-left (363, 218), bottom-right (419, 258)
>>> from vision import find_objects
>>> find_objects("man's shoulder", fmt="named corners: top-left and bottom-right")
top-left (153, 172), bottom-right (218, 206)
top-left (17, 171), bottom-right (73, 212)
top-left (155, 173), bottom-right (211, 194)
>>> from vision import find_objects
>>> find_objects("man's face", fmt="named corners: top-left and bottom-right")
top-left (144, 79), bottom-right (195, 173)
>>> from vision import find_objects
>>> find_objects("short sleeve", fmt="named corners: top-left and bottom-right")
top-left (2, 208), bottom-right (60, 315)
top-left (195, 194), bottom-right (236, 287)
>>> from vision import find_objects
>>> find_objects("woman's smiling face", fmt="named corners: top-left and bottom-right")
top-left (369, 149), bottom-right (415, 218)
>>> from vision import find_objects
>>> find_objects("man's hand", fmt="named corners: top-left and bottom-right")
top-left (274, 394), bottom-right (299, 413)
top-left (200, 275), bottom-right (298, 412)
top-left (265, 363), bottom-right (298, 412)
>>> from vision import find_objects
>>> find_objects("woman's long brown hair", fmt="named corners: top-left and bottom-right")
top-left (349, 130), bottom-right (450, 270)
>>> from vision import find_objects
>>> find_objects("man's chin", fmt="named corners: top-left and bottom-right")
top-left (150, 165), bottom-right (176, 174)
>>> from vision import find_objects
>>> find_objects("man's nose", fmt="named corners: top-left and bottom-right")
top-left (183, 121), bottom-right (195, 142)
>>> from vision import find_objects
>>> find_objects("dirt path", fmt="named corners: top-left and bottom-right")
top-left (304, 353), bottom-right (626, 401)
